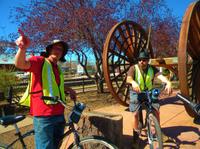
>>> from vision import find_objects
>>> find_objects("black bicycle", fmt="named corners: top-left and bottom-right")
top-left (0, 96), bottom-right (118, 149)
top-left (0, 115), bottom-right (34, 149)
top-left (41, 96), bottom-right (118, 149)
top-left (137, 88), bottom-right (163, 149)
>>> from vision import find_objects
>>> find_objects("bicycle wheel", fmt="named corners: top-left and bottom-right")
top-left (147, 113), bottom-right (163, 149)
top-left (68, 135), bottom-right (118, 149)
top-left (0, 143), bottom-right (12, 149)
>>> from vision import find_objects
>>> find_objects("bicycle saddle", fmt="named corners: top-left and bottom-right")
top-left (0, 115), bottom-right (26, 126)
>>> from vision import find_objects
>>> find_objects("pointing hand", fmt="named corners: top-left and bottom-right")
top-left (15, 29), bottom-right (30, 50)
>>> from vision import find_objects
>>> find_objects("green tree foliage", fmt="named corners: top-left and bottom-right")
top-left (0, 67), bottom-right (18, 99)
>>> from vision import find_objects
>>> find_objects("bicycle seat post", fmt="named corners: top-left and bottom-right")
top-left (13, 123), bottom-right (21, 136)
top-left (14, 123), bottom-right (27, 148)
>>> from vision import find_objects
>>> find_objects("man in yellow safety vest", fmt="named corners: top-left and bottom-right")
top-left (127, 50), bottom-right (172, 148)
top-left (15, 29), bottom-right (76, 149)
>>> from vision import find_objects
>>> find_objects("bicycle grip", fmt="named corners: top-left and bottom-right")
top-left (176, 93), bottom-right (200, 116)
top-left (193, 104), bottom-right (200, 116)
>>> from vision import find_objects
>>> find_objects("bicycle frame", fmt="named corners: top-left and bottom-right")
top-left (138, 90), bottom-right (158, 130)
top-left (59, 121), bottom-right (81, 147)
top-left (0, 121), bottom-right (34, 149)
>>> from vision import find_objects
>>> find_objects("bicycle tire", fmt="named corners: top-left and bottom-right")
top-left (0, 143), bottom-right (13, 149)
top-left (147, 113), bottom-right (163, 149)
top-left (68, 135), bottom-right (118, 149)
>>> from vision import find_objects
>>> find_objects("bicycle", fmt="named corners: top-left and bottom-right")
top-left (41, 95), bottom-right (118, 149)
top-left (136, 88), bottom-right (163, 149)
top-left (0, 95), bottom-right (118, 149)
top-left (0, 115), bottom-right (34, 149)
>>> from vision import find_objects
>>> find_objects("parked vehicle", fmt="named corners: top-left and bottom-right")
top-left (15, 72), bottom-right (29, 79)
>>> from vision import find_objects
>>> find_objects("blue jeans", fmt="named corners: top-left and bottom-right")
top-left (129, 90), bottom-right (140, 112)
top-left (129, 90), bottom-right (160, 112)
top-left (33, 115), bottom-right (65, 149)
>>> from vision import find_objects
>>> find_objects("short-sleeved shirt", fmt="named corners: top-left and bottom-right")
top-left (26, 56), bottom-right (64, 116)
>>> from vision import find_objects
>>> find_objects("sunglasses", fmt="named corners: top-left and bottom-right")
top-left (138, 58), bottom-right (149, 62)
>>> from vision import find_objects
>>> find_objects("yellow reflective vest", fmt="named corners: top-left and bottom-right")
top-left (19, 59), bottom-right (66, 106)
top-left (134, 64), bottom-right (154, 91)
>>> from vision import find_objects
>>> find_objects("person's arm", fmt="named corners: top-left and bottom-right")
top-left (126, 66), bottom-right (141, 93)
top-left (156, 73), bottom-right (172, 95)
top-left (15, 29), bottom-right (31, 70)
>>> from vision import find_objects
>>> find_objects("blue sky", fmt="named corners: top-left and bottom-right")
top-left (0, 0), bottom-right (197, 63)
top-left (0, 0), bottom-right (196, 38)
top-left (0, 0), bottom-right (29, 39)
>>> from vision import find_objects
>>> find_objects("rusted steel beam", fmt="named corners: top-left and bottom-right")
top-left (178, 0), bottom-right (200, 117)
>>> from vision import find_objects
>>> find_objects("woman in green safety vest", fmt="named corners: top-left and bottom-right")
top-left (15, 29), bottom-right (76, 149)
top-left (126, 50), bottom-right (172, 148)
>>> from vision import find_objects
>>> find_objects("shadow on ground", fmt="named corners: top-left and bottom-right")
top-left (162, 126), bottom-right (200, 148)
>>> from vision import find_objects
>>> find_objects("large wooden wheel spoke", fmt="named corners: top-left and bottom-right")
top-left (178, 0), bottom-right (200, 117)
top-left (103, 20), bottom-right (153, 106)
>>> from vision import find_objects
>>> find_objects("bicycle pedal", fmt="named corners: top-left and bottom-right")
top-left (140, 129), bottom-right (147, 137)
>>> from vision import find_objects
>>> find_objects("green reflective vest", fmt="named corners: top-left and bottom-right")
top-left (19, 59), bottom-right (66, 106)
top-left (134, 64), bottom-right (154, 91)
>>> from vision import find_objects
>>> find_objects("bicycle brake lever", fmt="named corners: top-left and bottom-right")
top-left (193, 104), bottom-right (200, 116)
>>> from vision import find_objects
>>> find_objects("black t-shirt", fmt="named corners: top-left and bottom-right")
top-left (142, 65), bottom-right (159, 75)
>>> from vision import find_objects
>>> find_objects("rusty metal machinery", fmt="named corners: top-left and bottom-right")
top-left (103, 20), bottom-right (154, 106)
top-left (178, 0), bottom-right (200, 117)
top-left (102, 20), bottom-right (177, 107)
top-left (103, 1), bottom-right (200, 118)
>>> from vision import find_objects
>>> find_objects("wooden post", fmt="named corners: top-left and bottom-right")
top-left (79, 111), bottom-right (123, 148)
top-left (82, 77), bottom-right (85, 93)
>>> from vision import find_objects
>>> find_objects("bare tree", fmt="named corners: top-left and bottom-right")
top-left (10, 0), bottom-right (180, 92)
top-left (126, 0), bottom-right (180, 57)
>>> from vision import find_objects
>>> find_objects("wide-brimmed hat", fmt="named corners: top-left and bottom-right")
top-left (138, 50), bottom-right (149, 60)
top-left (45, 39), bottom-right (69, 62)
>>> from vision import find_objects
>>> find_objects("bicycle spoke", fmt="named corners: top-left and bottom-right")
top-left (147, 113), bottom-right (163, 149)
top-left (68, 136), bottom-right (117, 149)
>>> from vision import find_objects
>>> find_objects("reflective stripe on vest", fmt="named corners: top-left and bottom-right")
top-left (42, 59), bottom-right (65, 104)
top-left (134, 64), bottom-right (154, 91)
top-left (19, 59), bottom-right (66, 106)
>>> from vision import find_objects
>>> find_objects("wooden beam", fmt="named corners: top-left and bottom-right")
top-left (149, 57), bottom-right (178, 66)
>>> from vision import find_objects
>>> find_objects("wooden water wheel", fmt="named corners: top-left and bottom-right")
top-left (178, 0), bottom-right (200, 117)
top-left (103, 20), bottom-right (154, 106)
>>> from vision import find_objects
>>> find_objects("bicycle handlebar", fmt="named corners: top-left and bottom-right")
top-left (176, 93), bottom-right (200, 116)
top-left (41, 96), bottom-right (86, 124)
top-left (41, 96), bottom-right (68, 108)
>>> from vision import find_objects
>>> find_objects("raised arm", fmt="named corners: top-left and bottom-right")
top-left (15, 29), bottom-right (31, 70)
